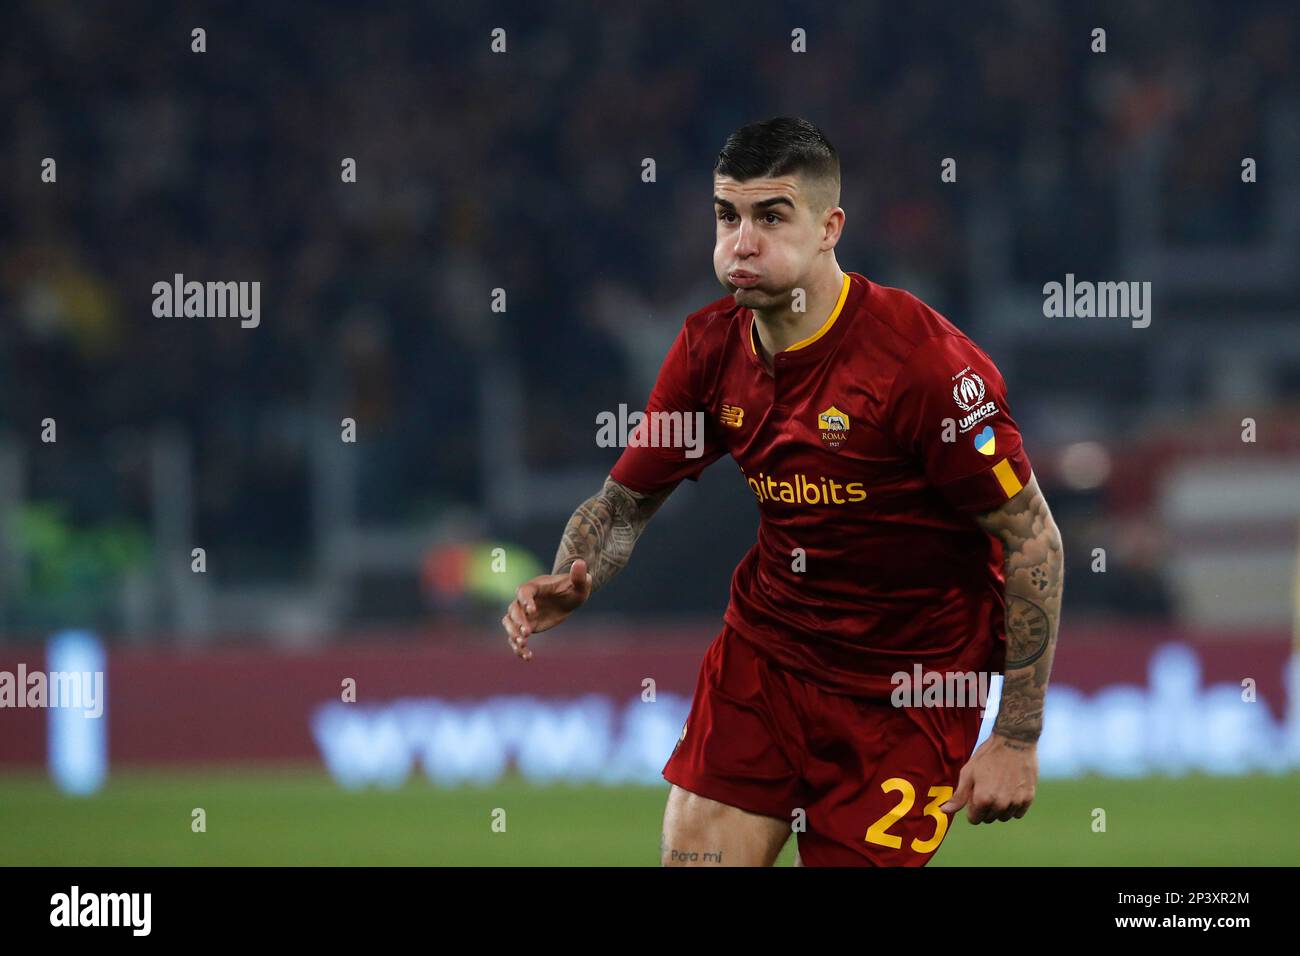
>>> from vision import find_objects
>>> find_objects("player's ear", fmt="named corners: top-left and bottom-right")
top-left (821, 206), bottom-right (845, 248)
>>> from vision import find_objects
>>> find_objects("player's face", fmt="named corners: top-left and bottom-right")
top-left (713, 173), bottom-right (828, 309)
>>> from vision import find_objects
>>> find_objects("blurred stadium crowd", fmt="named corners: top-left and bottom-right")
top-left (1, 1), bottom-right (1297, 638)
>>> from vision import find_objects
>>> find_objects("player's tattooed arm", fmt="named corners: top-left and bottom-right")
top-left (553, 475), bottom-right (677, 592)
top-left (974, 473), bottom-right (1064, 747)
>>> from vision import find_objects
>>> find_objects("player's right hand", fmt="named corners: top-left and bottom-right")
top-left (502, 559), bottom-right (593, 661)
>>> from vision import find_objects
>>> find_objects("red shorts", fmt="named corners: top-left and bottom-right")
top-left (663, 624), bottom-right (985, 866)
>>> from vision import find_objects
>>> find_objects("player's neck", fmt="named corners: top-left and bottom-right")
top-left (751, 265), bottom-right (847, 361)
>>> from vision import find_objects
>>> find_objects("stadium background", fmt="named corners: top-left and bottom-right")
top-left (2, 1), bottom-right (1298, 865)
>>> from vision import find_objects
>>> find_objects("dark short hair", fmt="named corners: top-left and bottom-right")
top-left (714, 117), bottom-right (840, 208)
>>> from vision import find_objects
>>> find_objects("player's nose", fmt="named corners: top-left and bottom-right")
top-left (732, 220), bottom-right (759, 256)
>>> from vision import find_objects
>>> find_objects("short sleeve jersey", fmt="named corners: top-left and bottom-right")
top-left (611, 272), bottom-right (1032, 697)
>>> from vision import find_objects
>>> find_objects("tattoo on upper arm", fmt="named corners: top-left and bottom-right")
top-left (553, 476), bottom-right (675, 590)
top-left (974, 474), bottom-right (1064, 744)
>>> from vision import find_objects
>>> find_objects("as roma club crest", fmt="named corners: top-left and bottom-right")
top-left (817, 405), bottom-right (849, 450)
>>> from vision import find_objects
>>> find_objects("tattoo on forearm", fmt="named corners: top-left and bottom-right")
top-left (553, 477), bottom-right (672, 591)
top-left (1004, 596), bottom-right (1050, 668)
top-left (975, 475), bottom-right (1063, 745)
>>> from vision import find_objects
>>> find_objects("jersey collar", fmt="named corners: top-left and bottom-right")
top-left (746, 272), bottom-right (860, 368)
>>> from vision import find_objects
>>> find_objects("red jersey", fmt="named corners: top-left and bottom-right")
top-left (610, 271), bottom-right (1033, 698)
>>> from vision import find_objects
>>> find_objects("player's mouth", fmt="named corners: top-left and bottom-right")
top-left (729, 271), bottom-right (761, 288)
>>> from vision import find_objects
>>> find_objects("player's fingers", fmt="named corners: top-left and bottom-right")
top-left (983, 797), bottom-right (1013, 824)
top-left (967, 792), bottom-right (993, 825)
top-left (569, 559), bottom-right (592, 595)
top-left (940, 768), bottom-right (972, 814)
top-left (507, 599), bottom-right (533, 635)
top-left (515, 583), bottom-right (538, 616)
top-left (501, 613), bottom-right (520, 647)
top-left (502, 603), bottom-right (530, 641)
top-left (995, 805), bottom-right (1016, 823)
top-left (501, 615), bottom-right (534, 661)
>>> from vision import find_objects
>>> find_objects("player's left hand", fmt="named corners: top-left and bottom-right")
top-left (940, 733), bottom-right (1037, 824)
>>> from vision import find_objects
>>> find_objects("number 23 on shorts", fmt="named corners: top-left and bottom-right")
top-left (864, 777), bottom-right (955, 855)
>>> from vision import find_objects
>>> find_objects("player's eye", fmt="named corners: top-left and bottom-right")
top-left (717, 211), bottom-right (736, 223)
top-left (761, 213), bottom-right (781, 224)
